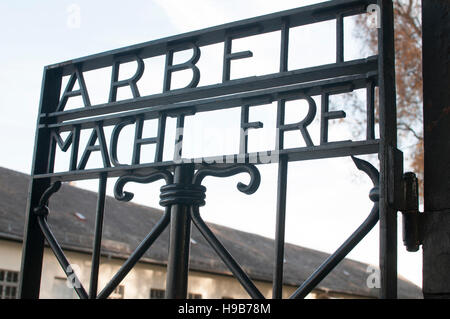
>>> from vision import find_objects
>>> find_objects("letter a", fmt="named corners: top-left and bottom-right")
top-left (56, 66), bottom-right (91, 112)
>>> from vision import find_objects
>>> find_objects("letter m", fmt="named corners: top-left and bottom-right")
top-left (48, 126), bottom-right (80, 172)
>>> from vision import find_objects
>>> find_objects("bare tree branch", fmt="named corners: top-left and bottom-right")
top-left (397, 122), bottom-right (423, 141)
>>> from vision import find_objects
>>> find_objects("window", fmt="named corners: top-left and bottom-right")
top-left (188, 292), bottom-right (202, 299)
top-left (0, 269), bottom-right (19, 299)
top-left (109, 285), bottom-right (125, 299)
top-left (150, 288), bottom-right (165, 299)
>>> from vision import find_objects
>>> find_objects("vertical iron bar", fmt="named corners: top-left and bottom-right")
top-left (174, 114), bottom-right (185, 161)
top-left (132, 116), bottom-right (145, 165)
top-left (163, 49), bottom-right (174, 92)
top-left (89, 173), bottom-right (107, 299)
top-left (366, 80), bottom-right (376, 140)
top-left (155, 115), bottom-right (166, 163)
top-left (280, 18), bottom-right (289, 73)
top-left (273, 155), bottom-right (288, 299)
top-left (70, 125), bottom-right (81, 171)
top-left (336, 14), bottom-right (344, 63)
top-left (320, 93), bottom-right (330, 144)
top-left (240, 105), bottom-right (250, 155)
top-left (165, 164), bottom-right (194, 299)
top-left (272, 19), bottom-right (290, 299)
top-left (276, 101), bottom-right (286, 151)
top-left (19, 67), bottom-right (62, 299)
top-left (222, 37), bottom-right (232, 82)
top-left (377, 0), bottom-right (398, 299)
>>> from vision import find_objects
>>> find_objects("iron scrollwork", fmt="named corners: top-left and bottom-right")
top-left (22, 0), bottom-right (398, 300)
top-left (33, 181), bottom-right (89, 299)
top-left (97, 170), bottom-right (176, 299)
top-left (33, 157), bottom-right (380, 299)
top-left (114, 170), bottom-right (174, 202)
top-left (191, 164), bottom-right (264, 299)
top-left (291, 156), bottom-right (380, 299)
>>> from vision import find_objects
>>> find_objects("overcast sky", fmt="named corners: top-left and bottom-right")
top-left (0, 0), bottom-right (422, 289)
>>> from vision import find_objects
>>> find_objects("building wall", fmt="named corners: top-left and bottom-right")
top-left (1, 239), bottom-right (318, 299)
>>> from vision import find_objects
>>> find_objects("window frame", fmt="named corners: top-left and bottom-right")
top-left (0, 269), bottom-right (19, 299)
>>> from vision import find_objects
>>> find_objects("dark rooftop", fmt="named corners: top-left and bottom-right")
top-left (0, 166), bottom-right (422, 298)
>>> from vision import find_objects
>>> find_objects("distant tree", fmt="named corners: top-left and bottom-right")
top-left (351, 0), bottom-right (423, 195)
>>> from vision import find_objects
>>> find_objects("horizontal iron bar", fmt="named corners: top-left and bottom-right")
top-left (290, 202), bottom-right (379, 299)
top-left (44, 71), bottom-right (377, 132)
top-left (43, 57), bottom-right (378, 124)
top-left (46, 0), bottom-right (376, 76)
top-left (37, 215), bottom-right (89, 299)
top-left (32, 140), bottom-right (380, 182)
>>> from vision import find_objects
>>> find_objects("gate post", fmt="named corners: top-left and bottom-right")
top-left (422, 0), bottom-right (450, 299)
top-left (378, 0), bottom-right (398, 299)
top-left (19, 67), bottom-right (62, 298)
top-left (165, 164), bottom-right (195, 298)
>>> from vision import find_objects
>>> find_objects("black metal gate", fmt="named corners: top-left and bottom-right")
top-left (19, 0), bottom-right (402, 299)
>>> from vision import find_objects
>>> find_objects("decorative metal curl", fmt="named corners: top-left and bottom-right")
top-left (32, 180), bottom-right (89, 299)
top-left (290, 156), bottom-right (381, 299)
top-left (34, 181), bottom-right (62, 216)
top-left (193, 164), bottom-right (261, 195)
top-left (114, 170), bottom-right (173, 202)
top-left (188, 163), bottom-right (264, 298)
top-left (351, 156), bottom-right (380, 202)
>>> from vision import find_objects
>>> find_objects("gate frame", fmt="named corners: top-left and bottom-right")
top-left (19, 0), bottom-right (400, 299)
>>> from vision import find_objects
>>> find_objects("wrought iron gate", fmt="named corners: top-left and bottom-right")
top-left (19, 0), bottom-right (402, 299)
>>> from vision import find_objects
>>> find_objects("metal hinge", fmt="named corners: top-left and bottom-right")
top-left (389, 147), bottom-right (424, 252)
top-left (399, 172), bottom-right (424, 252)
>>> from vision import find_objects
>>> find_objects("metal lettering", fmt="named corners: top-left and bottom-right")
top-left (240, 105), bottom-right (263, 154)
top-left (56, 66), bottom-right (91, 111)
top-left (48, 126), bottom-right (80, 172)
top-left (77, 122), bottom-right (110, 169)
top-left (108, 55), bottom-right (145, 103)
top-left (278, 95), bottom-right (317, 148)
top-left (163, 43), bottom-right (201, 92)
top-left (320, 93), bottom-right (346, 145)
top-left (132, 116), bottom-right (165, 165)
top-left (222, 36), bottom-right (253, 82)
top-left (110, 118), bottom-right (135, 167)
